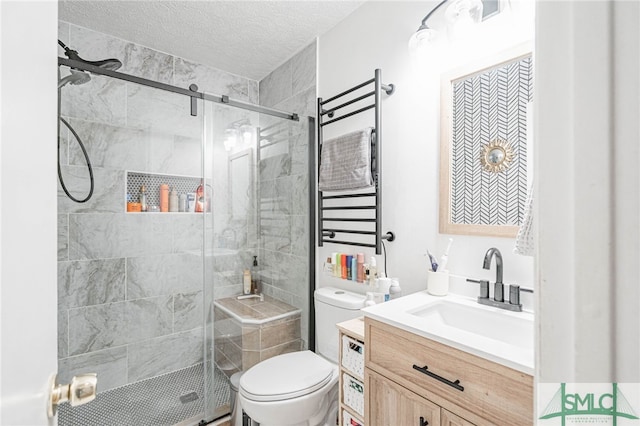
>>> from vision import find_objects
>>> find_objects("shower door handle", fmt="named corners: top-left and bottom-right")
top-left (47, 373), bottom-right (97, 417)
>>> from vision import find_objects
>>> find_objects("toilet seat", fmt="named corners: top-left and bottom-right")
top-left (239, 350), bottom-right (335, 402)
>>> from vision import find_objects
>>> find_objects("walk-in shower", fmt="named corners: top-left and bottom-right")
top-left (57, 27), bottom-right (314, 426)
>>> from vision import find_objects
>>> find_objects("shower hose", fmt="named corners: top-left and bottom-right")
top-left (58, 116), bottom-right (94, 203)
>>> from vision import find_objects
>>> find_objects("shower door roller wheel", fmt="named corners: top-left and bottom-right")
top-left (47, 373), bottom-right (97, 418)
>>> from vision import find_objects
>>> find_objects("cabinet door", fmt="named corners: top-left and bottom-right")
top-left (366, 369), bottom-right (440, 426)
top-left (441, 409), bottom-right (476, 426)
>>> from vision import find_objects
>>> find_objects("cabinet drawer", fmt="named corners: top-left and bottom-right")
top-left (365, 318), bottom-right (532, 426)
top-left (366, 368), bottom-right (440, 426)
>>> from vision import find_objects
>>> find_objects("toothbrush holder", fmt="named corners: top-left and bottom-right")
top-left (427, 270), bottom-right (449, 296)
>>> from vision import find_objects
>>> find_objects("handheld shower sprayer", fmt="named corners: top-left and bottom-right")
top-left (57, 40), bottom-right (123, 203)
top-left (58, 40), bottom-right (123, 71)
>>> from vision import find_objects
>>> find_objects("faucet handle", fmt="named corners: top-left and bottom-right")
top-left (466, 278), bottom-right (490, 299)
top-left (508, 284), bottom-right (533, 306)
top-left (509, 284), bottom-right (521, 305)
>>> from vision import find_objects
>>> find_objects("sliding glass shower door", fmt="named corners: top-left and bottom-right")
top-left (202, 98), bottom-right (314, 422)
top-left (57, 69), bottom-right (211, 425)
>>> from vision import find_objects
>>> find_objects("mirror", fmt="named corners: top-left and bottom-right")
top-left (228, 148), bottom-right (254, 220)
top-left (439, 43), bottom-right (533, 237)
top-left (480, 139), bottom-right (514, 173)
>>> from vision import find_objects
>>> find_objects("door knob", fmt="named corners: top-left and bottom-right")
top-left (419, 416), bottom-right (429, 426)
top-left (47, 373), bottom-right (97, 418)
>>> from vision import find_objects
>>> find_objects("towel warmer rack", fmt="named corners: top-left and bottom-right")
top-left (317, 69), bottom-right (395, 254)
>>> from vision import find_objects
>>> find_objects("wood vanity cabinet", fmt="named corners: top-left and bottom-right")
top-left (364, 318), bottom-right (533, 426)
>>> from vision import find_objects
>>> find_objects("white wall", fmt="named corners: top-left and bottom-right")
top-left (1, 1), bottom-right (58, 424)
top-left (317, 1), bottom-right (535, 308)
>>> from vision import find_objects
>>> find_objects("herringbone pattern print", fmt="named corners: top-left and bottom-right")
top-left (451, 56), bottom-right (532, 226)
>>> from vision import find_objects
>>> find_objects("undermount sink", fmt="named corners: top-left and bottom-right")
top-left (408, 299), bottom-right (533, 352)
top-left (362, 292), bottom-right (534, 374)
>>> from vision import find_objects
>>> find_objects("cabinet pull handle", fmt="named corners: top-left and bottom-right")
top-left (419, 416), bottom-right (429, 426)
top-left (412, 364), bottom-right (464, 392)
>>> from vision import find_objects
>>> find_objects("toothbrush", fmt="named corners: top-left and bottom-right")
top-left (426, 250), bottom-right (438, 272)
top-left (439, 238), bottom-right (453, 271)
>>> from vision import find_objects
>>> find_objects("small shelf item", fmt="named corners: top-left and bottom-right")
top-left (317, 69), bottom-right (395, 254)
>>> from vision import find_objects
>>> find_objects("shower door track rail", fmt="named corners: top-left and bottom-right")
top-left (58, 57), bottom-right (299, 121)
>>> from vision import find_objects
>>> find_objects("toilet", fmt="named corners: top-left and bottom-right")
top-left (238, 287), bottom-right (366, 426)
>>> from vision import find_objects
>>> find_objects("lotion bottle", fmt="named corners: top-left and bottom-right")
top-left (169, 187), bottom-right (178, 212)
top-left (389, 278), bottom-right (402, 300)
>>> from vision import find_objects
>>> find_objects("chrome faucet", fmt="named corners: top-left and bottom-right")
top-left (483, 247), bottom-right (504, 302)
top-left (466, 247), bottom-right (533, 312)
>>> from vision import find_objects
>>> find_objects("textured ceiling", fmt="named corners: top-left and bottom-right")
top-left (59, 1), bottom-right (365, 81)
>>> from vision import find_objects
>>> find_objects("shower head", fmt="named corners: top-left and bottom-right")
top-left (58, 40), bottom-right (123, 71)
top-left (58, 69), bottom-right (91, 89)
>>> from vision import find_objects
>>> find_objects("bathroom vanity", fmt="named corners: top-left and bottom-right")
top-left (362, 293), bottom-right (534, 426)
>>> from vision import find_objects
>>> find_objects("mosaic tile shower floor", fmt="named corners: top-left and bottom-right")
top-left (59, 363), bottom-right (230, 426)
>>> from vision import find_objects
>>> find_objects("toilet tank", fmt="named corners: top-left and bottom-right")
top-left (314, 287), bottom-right (366, 363)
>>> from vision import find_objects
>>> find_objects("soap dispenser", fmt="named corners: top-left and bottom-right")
top-left (250, 256), bottom-right (260, 294)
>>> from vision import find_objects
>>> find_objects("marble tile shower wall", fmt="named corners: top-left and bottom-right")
top-left (57, 21), bottom-right (259, 392)
top-left (258, 41), bottom-right (317, 348)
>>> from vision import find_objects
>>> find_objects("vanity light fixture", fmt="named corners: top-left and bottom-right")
top-left (224, 119), bottom-right (255, 151)
top-left (408, 0), bottom-right (483, 53)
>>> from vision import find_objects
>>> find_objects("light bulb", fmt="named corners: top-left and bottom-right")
top-left (240, 125), bottom-right (253, 145)
top-left (408, 26), bottom-right (439, 55)
top-left (224, 128), bottom-right (237, 151)
top-left (445, 0), bottom-right (483, 40)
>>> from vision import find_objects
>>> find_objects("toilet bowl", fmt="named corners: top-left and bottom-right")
top-left (237, 287), bottom-right (365, 426)
top-left (239, 350), bottom-right (338, 426)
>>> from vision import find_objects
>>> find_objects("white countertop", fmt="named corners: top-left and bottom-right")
top-left (362, 291), bottom-right (534, 375)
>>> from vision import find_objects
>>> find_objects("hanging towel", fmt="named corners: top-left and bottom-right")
top-left (319, 127), bottom-right (374, 192)
top-left (514, 183), bottom-right (535, 256)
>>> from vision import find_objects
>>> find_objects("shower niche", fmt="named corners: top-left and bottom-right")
top-left (125, 171), bottom-right (205, 213)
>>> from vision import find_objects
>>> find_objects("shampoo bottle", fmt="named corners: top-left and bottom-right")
top-left (169, 187), bottom-right (178, 212)
top-left (356, 253), bottom-right (364, 283)
top-left (195, 182), bottom-right (205, 212)
top-left (139, 185), bottom-right (148, 212)
top-left (243, 270), bottom-right (251, 295)
top-left (368, 257), bottom-right (377, 286)
top-left (160, 184), bottom-right (169, 212)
